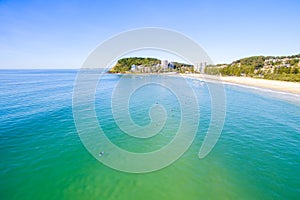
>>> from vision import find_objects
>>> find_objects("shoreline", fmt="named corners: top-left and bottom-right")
top-left (180, 74), bottom-right (300, 95)
top-left (108, 72), bottom-right (300, 95)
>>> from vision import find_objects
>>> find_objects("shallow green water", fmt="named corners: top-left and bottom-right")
top-left (0, 70), bottom-right (299, 199)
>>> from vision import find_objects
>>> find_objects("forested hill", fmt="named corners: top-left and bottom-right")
top-left (109, 57), bottom-right (193, 73)
top-left (205, 54), bottom-right (300, 82)
top-left (109, 57), bottom-right (161, 73)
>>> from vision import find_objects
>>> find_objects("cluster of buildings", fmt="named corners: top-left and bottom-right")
top-left (130, 63), bottom-right (161, 73)
top-left (193, 62), bottom-right (207, 73)
top-left (257, 57), bottom-right (300, 74)
top-left (130, 59), bottom-right (207, 73)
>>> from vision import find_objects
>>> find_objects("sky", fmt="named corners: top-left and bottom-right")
top-left (0, 0), bottom-right (299, 69)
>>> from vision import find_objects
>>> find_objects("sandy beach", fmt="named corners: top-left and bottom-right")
top-left (181, 74), bottom-right (300, 95)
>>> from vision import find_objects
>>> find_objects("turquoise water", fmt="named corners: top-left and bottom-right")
top-left (0, 70), bottom-right (299, 199)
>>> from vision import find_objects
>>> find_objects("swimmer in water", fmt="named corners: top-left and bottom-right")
top-left (99, 151), bottom-right (104, 156)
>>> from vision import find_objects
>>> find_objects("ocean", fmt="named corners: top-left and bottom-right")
top-left (0, 70), bottom-right (299, 199)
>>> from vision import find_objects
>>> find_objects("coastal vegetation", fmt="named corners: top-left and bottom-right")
top-left (205, 54), bottom-right (300, 82)
top-left (109, 55), bottom-right (300, 82)
top-left (109, 57), bottom-right (193, 73)
top-left (109, 57), bottom-right (161, 73)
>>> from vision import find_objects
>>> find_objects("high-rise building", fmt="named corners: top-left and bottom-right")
top-left (161, 60), bottom-right (168, 69)
top-left (194, 62), bottom-right (207, 73)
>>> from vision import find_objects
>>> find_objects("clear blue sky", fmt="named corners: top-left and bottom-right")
top-left (0, 0), bottom-right (299, 68)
